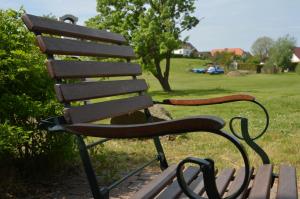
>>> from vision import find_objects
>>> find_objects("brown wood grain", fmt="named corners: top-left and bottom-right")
top-left (276, 165), bottom-right (298, 199)
top-left (162, 94), bottom-right (255, 106)
top-left (36, 36), bottom-right (135, 58)
top-left (65, 115), bottom-right (225, 138)
top-left (226, 167), bottom-right (254, 199)
top-left (248, 164), bottom-right (273, 199)
top-left (47, 60), bottom-right (142, 78)
top-left (156, 166), bottom-right (200, 199)
top-left (22, 14), bottom-right (126, 44)
top-left (201, 168), bottom-right (235, 198)
top-left (55, 79), bottom-right (148, 102)
top-left (64, 95), bottom-right (153, 123)
top-left (132, 165), bottom-right (178, 199)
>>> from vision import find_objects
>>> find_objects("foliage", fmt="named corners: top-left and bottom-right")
top-left (251, 36), bottom-right (274, 62)
top-left (86, 0), bottom-right (199, 91)
top-left (296, 63), bottom-right (300, 75)
top-left (0, 9), bottom-right (74, 160)
top-left (238, 63), bottom-right (257, 71)
top-left (211, 51), bottom-right (236, 67)
top-left (265, 35), bottom-right (296, 72)
top-left (245, 55), bottom-right (260, 65)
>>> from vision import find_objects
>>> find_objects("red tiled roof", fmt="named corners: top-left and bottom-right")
top-left (211, 48), bottom-right (245, 56)
top-left (294, 47), bottom-right (300, 58)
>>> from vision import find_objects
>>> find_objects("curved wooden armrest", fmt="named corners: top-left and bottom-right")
top-left (65, 116), bottom-right (225, 138)
top-left (158, 94), bottom-right (255, 106)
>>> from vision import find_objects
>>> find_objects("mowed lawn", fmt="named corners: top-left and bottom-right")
top-left (92, 58), bottom-right (300, 182)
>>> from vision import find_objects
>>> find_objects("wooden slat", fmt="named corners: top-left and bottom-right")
top-left (202, 168), bottom-right (235, 197)
top-left (179, 173), bottom-right (204, 199)
top-left (179, 170), bottom-right (219, 199)
top-left (132, 165), bottom-right (178, 199)
top-left (156, 166), bottom-right (200, 199)
top-left (163, 94), bottom-right (255, 106)
top-left (276, 165), bottom-right (298, 199)
top-left (37, 36), bottom-right (135, 58)
top-left (248, 164), bottom-right (273, 199)
top-left (226, 167), bottom-right (254, 199)
top-left (55, 79), bottom-right (148, 102)
top-left (22, 14), bottom-right (126, 44)
top-left (46, 60), bottom-right (142, 78)
top-left (64, 95), bottom-right (153, 123)
top-left (66, 116), bottom-right (225, 138)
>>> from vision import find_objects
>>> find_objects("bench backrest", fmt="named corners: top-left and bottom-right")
top-left (22, 14), bottom-right (153, 124)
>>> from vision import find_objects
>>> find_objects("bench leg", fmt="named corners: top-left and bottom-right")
top-left (144, 108), bottom-right (169, 170)
top-left (76, 135), bottom-right (109, 199)
top-left (153, 137), bottom-right (169, 170)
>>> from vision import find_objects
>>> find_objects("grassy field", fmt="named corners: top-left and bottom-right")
top-left (91, 58), bottom-right (300, 182)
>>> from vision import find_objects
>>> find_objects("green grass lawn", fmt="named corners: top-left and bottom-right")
top-left (92, 58), bottom-right (300, 182)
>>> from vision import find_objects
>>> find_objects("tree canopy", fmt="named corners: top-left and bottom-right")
top-left (251, 36), bottom-right (274, 62)
top-left (265, 35), bottom-right (296, 71)
top-left (86, 0), bottom-right (199, 91)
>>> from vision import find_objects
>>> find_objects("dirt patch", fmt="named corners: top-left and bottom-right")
top-left (227, 70), bottom-right (253, 77)
top-left (227, 70), bottom-right (244, 77)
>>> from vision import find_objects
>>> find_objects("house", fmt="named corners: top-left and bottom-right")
top-left (291, 47), bottom-right (300, 63)
top-left (198, 51), bottom-right (212, 59)
top-left (173, 42), bottom-right (198, 56)
top-left (211, 48), bottom-right (245, 56)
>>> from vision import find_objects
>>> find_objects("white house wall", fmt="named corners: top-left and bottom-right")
top-left (291, 54), bottom-right (300, 63)
top-left (173, 48), bottom-right (192, 56)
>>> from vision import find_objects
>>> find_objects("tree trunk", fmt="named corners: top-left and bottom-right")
top-left (158, 77), bottom-right (172, 92)
top-left (152, 56), bottom-right (172, 92)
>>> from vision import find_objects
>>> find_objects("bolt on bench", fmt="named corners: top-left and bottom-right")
top-left (22, 14), bottom-right (298, 199)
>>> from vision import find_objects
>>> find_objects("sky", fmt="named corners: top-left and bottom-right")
top-left (1, 0), bottom-right (299, 52)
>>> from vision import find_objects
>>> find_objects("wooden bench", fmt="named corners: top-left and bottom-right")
top-left (22, 14), bottom-right (298, 199)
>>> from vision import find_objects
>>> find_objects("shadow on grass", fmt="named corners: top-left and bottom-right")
top-left (90, 145), bottom-right (158, 185)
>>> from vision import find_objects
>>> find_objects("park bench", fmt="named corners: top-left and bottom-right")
top-left (22, 14), bottom-right (298, 199)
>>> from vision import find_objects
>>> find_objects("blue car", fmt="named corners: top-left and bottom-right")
top-left (190, 68), bottom-right (207, 73)
top-left (207, 66), bottom-right (224, 74)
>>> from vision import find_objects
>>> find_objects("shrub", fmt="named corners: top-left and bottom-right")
top-left (0, 9), bottom-right (75, 161)
top-left (262, 65), bottom-right (279, 74)
top-left (296, 63), bottom-right (300, 75)
top-left (238, 63), bottom-right (257, 71)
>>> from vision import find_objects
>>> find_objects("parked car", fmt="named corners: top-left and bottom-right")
top-left (190, 68), bottom-right (207, 73)
top-left (207, 65), bottom-right (224, 74)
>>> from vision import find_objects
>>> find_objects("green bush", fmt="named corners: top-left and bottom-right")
top-left (296, 63), bottom-right (300, 75)
top-left (0, 9), bottom-right (75, 161)
top-left (238, 63), bottom-right (257, 71)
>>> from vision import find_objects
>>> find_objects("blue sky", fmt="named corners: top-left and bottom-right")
top-left (1, 0), bottom-right (299, 52)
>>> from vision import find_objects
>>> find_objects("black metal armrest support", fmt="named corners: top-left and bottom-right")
top-left (154, 95), bottom-right (270, 144)
top-left (229, 100), bottom-right (269, 141)
top-left (240, 117), bottom-right (270, 164)
top-left (176, 127), bottom-right (251, 199)
top-left (39, 116), bottom-right (66, 132)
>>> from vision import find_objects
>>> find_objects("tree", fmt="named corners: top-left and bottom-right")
top-left (251, 36), bottom-right (274, 62)
top-left (265, 35), bottom-right (296, 72)
top-left (86, 0), bottom-right (199, 91)
top-left (212, 51), bottom-right (235, 67)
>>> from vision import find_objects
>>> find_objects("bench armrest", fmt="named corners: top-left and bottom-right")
top-left (154, 94), bottom-right (255, 106)
top-left (155, 94), bottom-right (269, 143)
top-left (65, 116), bottom-right (225, 138)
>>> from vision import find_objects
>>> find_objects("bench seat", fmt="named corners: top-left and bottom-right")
top-left (133, 164), bottom-right (298, 199)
